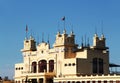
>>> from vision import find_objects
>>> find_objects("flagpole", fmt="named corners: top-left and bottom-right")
top-left (62, 16), bottom-right (66, 31)
top-left (64, 18), bottom-right (65, 30)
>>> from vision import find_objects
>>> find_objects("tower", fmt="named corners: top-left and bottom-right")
top-left (21, 36), bottom-right (37, 72)
top-left (21, 36), bottom-right (36, 52)
top-left (93, 33), bottom-right (108, 49)
top-left (53, 30), bottom-right (78, 58)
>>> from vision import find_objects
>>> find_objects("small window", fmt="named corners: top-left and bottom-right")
top-left (68, 63), bottom-right (71, 66)
top-left (19, 67), bottom-right (20, 70)
top-left (41, 50), bottom-right (44, 53)
top-left (72, 81), bottom-right (75, 83)
top-left (82, 81), bottom-right (85, 83)
top-left (21, 67), bottom-right (23, 70)
top-left (72, 63), bottom-right (75, 66)
top-left (16, 68), bottom-right (18, 70)
top-left (64, 64), bottom-right (67, 66)
top-left (68, 81), bottom-right (70, 83)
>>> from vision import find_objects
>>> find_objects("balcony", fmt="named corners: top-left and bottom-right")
top-left (21, 70), bottom-right (56, 77)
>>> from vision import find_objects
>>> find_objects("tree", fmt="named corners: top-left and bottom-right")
top-left (4, 76), bottom-right (9, 81)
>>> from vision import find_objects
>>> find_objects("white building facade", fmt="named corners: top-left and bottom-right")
top-left (14, 30), bottom-right (120, 83)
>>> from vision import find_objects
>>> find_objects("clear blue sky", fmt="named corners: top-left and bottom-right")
top-left (0, 0), bottom-right (120, 79)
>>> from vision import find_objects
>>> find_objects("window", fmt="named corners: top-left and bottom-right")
top-left (93, 58), bottom-right (97, 73)
top-left (64, 64), bottom-right (67, 66)
top-left (38, 60), bottom-right (47, 72)
top-left (98, 81), bottom-right (101, 83)
top-left (92, 58), bottom-right (104, 74)
top-left (31, 62), bottom-right (37, 73)
top-left (68, 63), bottom-right (71, 66)
top-left (72, 63), bottom-right (75, 66)
top-left (116, 80), bottom-right (120, 83)
top-left (49, 60), bottom-right (54, 72)
top-left (76, 81), bottom-right (80, 83)
top-left (99, 58), bottom-right (104, 74)
top-left (104, 81), bottom-right (107, 83)
top-left (109, 81), bottom-right (113, 83)
top-left (16, 68), bottom-right (18, 70)
top-left (41, 50), bottom-right (44, 53)
top-left (87, 81), bottom-right (90, 83)
top-left (92, 81), bottom-right (96, 83)
top-left (82, 81), bottom-right (85, 83)
top-left (21, 67), bottom-right (23, 70)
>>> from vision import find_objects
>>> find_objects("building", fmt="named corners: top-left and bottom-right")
top-left (14, 29), bottom-right (120, 83)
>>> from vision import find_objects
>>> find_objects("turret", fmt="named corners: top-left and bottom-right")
top-left (53, 30), bottom-right (76, 47)
top-left (53, 30), bottom-right (78, 58)
top-left (93, 33), bottom-right (108, 49)
top-left (21, 36), bottom-right (36, 52)
top-left (93, 33), bottom-right (99, 47)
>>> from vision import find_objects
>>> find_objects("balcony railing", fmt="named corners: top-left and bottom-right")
top-left (21, 70), bottom-right (56, 77)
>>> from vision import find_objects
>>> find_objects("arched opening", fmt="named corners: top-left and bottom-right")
top-left (31, 62), bottom-right (37, 73)
top-left (38, 60), bottom-right (47, 72)
top-left (49, 60), bottom-right (54, 72)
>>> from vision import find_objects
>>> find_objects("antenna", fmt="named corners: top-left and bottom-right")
top-left (87, 37), bottom-right (90, 47)
top-left (37, 34), bottom-right (40, 45)
top-left (95, 26), bottom-right (97, 34)
top-left (85, 34), bottom-right (86, 47)
top-left (57, 21), bottom-right (60, 33)
top-left (101, 20), bottom-right (104, 35)
top-left (42, 32), bottom-right (44, 43)
top-left (47, 34), bottom-right (49, 43)
top-left (70, 23), bottom-right (74, 35)
top-left (81, 36), bottom-right (84, 47)
top-left (30, 28), bottom-right (33, 37)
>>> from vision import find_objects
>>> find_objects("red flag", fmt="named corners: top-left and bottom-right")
top-left (61, 16), bottom-right (65, 21)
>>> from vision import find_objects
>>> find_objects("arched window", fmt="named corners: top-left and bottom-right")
top-left (31, 62), bottom-right (37, 73)
top-left (38, 60), bottom-right (47, 72)
top-left (49, 60), bottom-right (54, 72)
top-left (93, 58), bottom-right (97, 73)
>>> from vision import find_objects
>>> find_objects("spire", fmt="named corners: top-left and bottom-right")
top-left (57, 29), bottom-right (60, 35)
top-left (70, 28), bottom-right (74, 35)
top-left (94, 33), bottom-right (98, 37)
top-left (70, 23), bottom-right (74, 35)
top-left (101, 20), bottom-right (105, 39)
top-left (25, 25), bottom-right (28, 40)
top-left (101, 34), bottom-right (105, 39)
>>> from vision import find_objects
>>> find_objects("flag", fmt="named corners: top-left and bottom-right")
top-left (61, 16), bottom-right (65, 21)
top-left (26, 25), bottom-right (28, 32)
